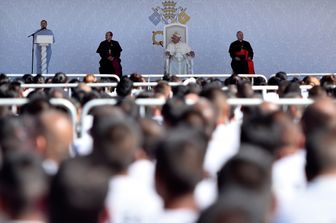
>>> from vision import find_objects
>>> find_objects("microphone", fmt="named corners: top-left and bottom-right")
top-left (27, 28), bottom-right (46, 38)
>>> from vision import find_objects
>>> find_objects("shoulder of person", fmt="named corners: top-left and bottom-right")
top-left (229, 41), bottom-right (237, 47)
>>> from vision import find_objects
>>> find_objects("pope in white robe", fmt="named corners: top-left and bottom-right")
top-left (165, 32), bottom-right (194, 75)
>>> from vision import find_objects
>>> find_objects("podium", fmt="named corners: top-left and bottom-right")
top-left (35, 35), bottom-right (53, 74)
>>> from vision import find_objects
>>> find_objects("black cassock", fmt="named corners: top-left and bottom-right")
top-left (228, 40), bottom-right (254, 74)
top-left (96, 40), bottom-right (123, 76)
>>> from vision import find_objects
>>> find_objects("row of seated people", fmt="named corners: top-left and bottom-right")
top-left (2, 71), bottom-right (335, 86)
top-left (0, 71), bottom-right (336, 222)
top-left (1, 71), bottom-right (336, 99)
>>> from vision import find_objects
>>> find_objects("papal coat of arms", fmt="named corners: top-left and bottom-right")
top-left (149, 1), bottom-right (190, 46)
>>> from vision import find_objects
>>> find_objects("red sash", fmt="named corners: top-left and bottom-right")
top-left (235, 49), bottom-right (248, 58)
top-left (111, 59), bottom-right (122, 76)
top-left (235, 49), bottom-right (255, 74)
top-left (247, 59), bottom-right (255, 74)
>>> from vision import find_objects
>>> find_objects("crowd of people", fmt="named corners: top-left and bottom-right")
top-left (0, 71), bottom-right (336, 223)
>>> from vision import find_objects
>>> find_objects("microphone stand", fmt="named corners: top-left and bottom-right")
top-left (28, 29), bottom-right (43, 74)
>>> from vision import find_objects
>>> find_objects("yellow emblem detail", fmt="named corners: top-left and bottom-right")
top-left (149, 1), bottom-right (190, 47)
top-left (152, 31), bottom-right (164, 46)
top-left (178, 10), bottom-right (190, 25)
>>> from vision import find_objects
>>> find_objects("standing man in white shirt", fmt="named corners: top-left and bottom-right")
top-left (90, 115), bottom-right (162, 223)
top-left (277, 126), bottom-right (336, 223)
top-left (34, 20), bottom-right (55, 74)
top-left (154, 127), bottom-right (207, 223)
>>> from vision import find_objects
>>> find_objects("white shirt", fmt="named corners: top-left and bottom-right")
top-left (72, 115), bottom-right (94, 156)
top-left (106, 175), bottom-right (163, 223)
top-left (198, 122), bottom-right (240, 210)
top-left (194, 178), bottom-right (217, 210)
top-left (42, 159), bottom-right (58, 175)
top-left (128, 159), bottom-right (156, 193)
top-left (276, 176), bottom-right (336, 223)
top-left (203, 121), bottom-right (241, 178)
top-left (272, 149), bottom-right (306, 208)
top-left (154, 209), bottom-right (198, 223)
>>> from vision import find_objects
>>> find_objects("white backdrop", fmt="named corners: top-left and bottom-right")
top-left (0, 0), bottom-right (335, 76)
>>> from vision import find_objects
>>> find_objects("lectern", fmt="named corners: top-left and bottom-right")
top-left (35, 35), bottom-right (53, 74)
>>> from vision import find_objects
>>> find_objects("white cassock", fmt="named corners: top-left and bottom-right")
top-left (166, 42), bottom-right (192, 75)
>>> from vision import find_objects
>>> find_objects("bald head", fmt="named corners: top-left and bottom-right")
top-left (301, 97), bottom-right (336, 136)
top-left (38, 109), bottom-right (73, 162)
top-left (193, 98), bottom-right (218, 137)
top-left (259, 102), bottom-right (280, 115)
top-left (273, 111), bottom-right (304, 158)
top-left (200, 87), bottom-right (230, 124)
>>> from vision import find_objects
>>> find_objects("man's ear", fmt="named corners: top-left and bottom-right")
top-left (35, 135), bottom-right (47, 156)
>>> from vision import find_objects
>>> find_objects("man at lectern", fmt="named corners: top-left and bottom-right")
top-left (34, 20), bottom-right (55, 74)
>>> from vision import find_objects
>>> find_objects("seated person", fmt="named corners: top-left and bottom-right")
top-left (165, 32), bottom-right (195, 75)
